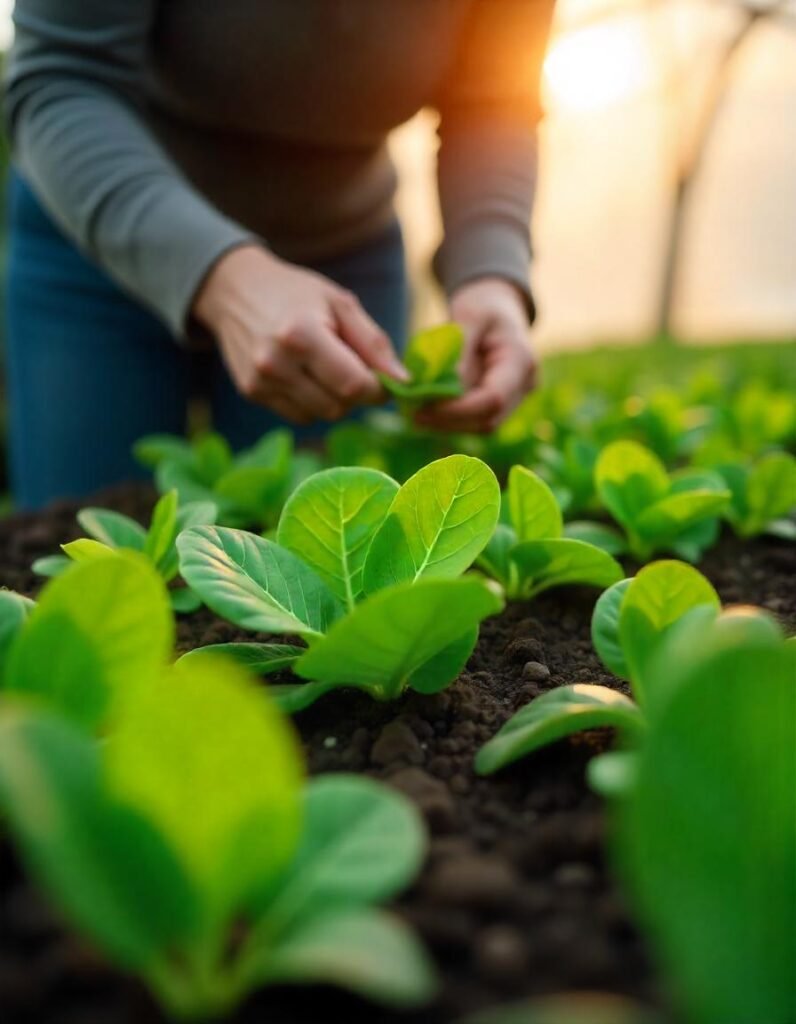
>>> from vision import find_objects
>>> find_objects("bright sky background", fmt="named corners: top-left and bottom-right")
top-left (1, 0), bottom-right (795, 349)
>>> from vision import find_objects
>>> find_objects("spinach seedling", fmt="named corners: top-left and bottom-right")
top-left (615, 629), bottom-right (796, 1024)
top-left (474, 560), bottom-right (784, 782)
top-left (135, 429), bottom-right (321, 528)
top-left (380, 324), bottom-right (465, 410)
top-left (178, 456), bottom-right (503, 710)
top-left (715, 451), bottom-right (796, 539)
top-left (0, 658), bottom-right (435, 1020)
top-left (593, 440), bottom-right (731, 560)
top-left (0, 554), bottom-right (173, 731)
top-left (475, 467), bottom-right (623, 600)
top-left (32, 490), bottom-right (216, 613)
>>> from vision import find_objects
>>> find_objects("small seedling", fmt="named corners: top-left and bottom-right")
top-left (715, 451), bottom-right (796, 539)
top-left (178, 456), bottom-right (504, 710)
top-left (32, 490), bottom-right (216, 613)
top-left (380, 324), bottom-right (465, 411)
top-left (0, 658), bottom-right (435, 1019)
top-left (476, 466), bottom-right (623, 600)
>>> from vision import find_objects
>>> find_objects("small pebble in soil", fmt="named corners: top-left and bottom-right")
top-left (371, 721), bottom-right (424, 767)
top-left (522, 660), bottom-right (551, 682)
top-left (387, 767), bottom-right (458, 833)
top-left (473, 925), bottom-right (531, 983)
top-left (322, 736), bottom-right (337, 749)
top-left (504, 637), bottom-right (546, 664)
top-left (554, 862), bottom-right (598, 890)
top-left (428, 854), bottom-right (520, 909)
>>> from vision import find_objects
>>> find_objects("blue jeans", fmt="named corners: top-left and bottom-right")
top-left (5, 173), bottom-right (409, 509)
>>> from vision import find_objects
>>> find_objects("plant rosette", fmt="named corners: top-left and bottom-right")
top-left (32, 490), bottom-right (216, 613)
top-left (134, 429), bottom-right (322, 529)
top-left (475, 466), bottom-right (623, 601)
top-left (587, 440), bottom-right (731, 562)
top-left (0, 657), bottom-right (435, 1020)
top-left (714, 450), bottom-right (796, 539)
top-left (380, 323), bottom-right (465, 414)
top-left (475, 559), bottom-right (786, 794)
top-left (177, 455), bottom-right (504, 711)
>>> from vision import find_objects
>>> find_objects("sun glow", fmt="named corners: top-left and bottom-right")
top-left (544, 20), bottom-right (651, 113)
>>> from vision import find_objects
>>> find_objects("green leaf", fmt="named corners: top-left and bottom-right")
top-left (177, 642), bottom-right (303, 675)
top-left (509, 539), bottom-right (623, 599)
top-left (563, 521), bottom-right (628, 556)
top-left (591, 578), bottom-right (632, 679)
top-left (616, 641), bottom-right (796, 1024)
top-left (278, 467), bottom-right (398, 608)
top-left (103, 657), bottom-right (303, 916)
top-left (507, 466), bottom-right (562, 541)
top-left (635, 490), bottom-right (730, 546)
top-left (144, 490), bottom-right (179, 569)
top-left (253, 909), bottom-right (437, 1008)
top-left (475, 684), bottom-right (643, 775)
top-left (381, 323), bottom-right (464, 401)
top-left (76, 508), bottom-right (147, 550)
top-left (32, 554), bottom-right (72, 578)
top-left (476, 523), bottom-right (517, 591)
top-left (133, 433), bottom-right (192, 469)
top-left (168, 588), bottom-right (203, 614)
top-left (595, 441), bottom-right (668, 530)
top-left (7, 554), bottom-right (173, 719)
top-left (62, 538), bottom-right (115, 562)
top-left (586, 751), bottom-right (638, 800)
top-left (0, 709), bottom-right (199, 969)
top-left (743, 451), bottom-right (796, 535)
top-left (156, 460), bottom-right (215, 507)
top-left (158, 500), bottom-right (218, 582)
top-left (618, 561), bottom-right (720, 704)
top-left (177, 527), bottom-right (344, 640)
top-left (409, 628), bottom-right (478, 695)
top-left (192, 431), bottom-right (233, 485)
top-left (295, 578), bottom-right (503, 701)
top-left (362, 456), bottom-right (500, 593)
top-left (265, 775), bottom-right (425, 924)
top-left (0, 591), bottom-right (35, 680)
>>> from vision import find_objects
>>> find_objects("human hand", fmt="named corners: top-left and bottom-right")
top-left (193, 245), bottom-right (408, 425)
top-left (415, 277), bottom-right (538, 434)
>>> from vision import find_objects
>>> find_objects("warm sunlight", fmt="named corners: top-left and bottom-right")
top-left (544, 19), bottom-right (651, 113)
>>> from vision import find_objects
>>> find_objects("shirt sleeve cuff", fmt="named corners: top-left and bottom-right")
top-left (433, 219), bottom-right (536, 324)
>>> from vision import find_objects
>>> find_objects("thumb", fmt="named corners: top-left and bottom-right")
top-left (331, 291), bottom-right (409, 382)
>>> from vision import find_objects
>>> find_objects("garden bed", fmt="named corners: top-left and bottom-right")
top-left (1, 484), bottom-right (794, 1024)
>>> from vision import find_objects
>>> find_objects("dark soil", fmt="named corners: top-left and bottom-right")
top-left (1, 485), bottom-right (794, 1024)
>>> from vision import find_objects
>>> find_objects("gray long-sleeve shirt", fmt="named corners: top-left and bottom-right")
top-left (5, 0), bottom-right (554, 340)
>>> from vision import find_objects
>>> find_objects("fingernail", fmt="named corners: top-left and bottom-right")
top-left (388, 359), bottom-right (411, 382)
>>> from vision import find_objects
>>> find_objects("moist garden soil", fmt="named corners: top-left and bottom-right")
top-left (1, 483), bottom-right (794, 1024)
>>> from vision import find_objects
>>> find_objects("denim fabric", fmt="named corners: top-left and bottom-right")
top-left (5, 173), bottom-right (409, 509)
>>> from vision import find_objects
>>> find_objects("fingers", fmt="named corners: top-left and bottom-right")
top-left (330, 290), bottom-right (409, 382)
top-left (287, 319), bottom-right (385, 406)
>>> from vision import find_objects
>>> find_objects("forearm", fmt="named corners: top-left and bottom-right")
top-left (5, 1), bottom-right (254, 338)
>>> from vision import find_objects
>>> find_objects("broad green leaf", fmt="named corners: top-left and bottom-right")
top-left (563, 521), bottom-right (627, 556)
top-left (476, 523), bottom-right (517, 591)
top-left (253, 909), bottom-right (436, 1008)
top-left (587, 750), bottom-right (639, 800)
top-left (635, 490), bottom-right (729, 545)
top-left (62, 538), bottom-right (115, 562)
top-left (168, 588), bottom-right (203, 614)
top-left (670, 515), bottom-right (721, 563)
top-left (177, 527), bottom-right (343, 640)
top-left (0, 591), bottom-right (35, 680)
top-left (177, 642), bottom-right (303, 675)
top-left (409, 628), bottom-right (478, 695)
top-left (133, 433), bottom-right (192, 469)
top-left (8, 554), bottom-right (173, 714)
top-left (381, 323), bottom-right (464, 401)
top-left (265, 775), bottom-right (425, 925)
top-left (295, 578), bottom-right (503, 701)
top-left (158, 499), bottom-right (218, 582)
top-left (617, 642), bottom-right (796, 1024)
top-left (462, 993), bottom-right (663, 1024)
top-left (0, 709), bottom-right (199, 968)
top-left (509, 539), bottom-right (623, 599)
top-left (475, 684), bottom-right (643, 775)
top-left (104, 658), bottom-right (303, 916)
top-left (270, 680), bottom-right (346, 714)
top-left (595, 441), bottom-right (668, 529)
top-left (156, 460), bottom-right (214, 507)
top-left (32, 554), bottom-right (71, 578)
top-left (591, 578), bottom-right (632, 679)
top-left (215, 466), bottom-right (286, 523)
top-left (362, 456), bottom-right (500, 593)
top-left (192, 431), bottom-right (233, 484)
top-left (76, 508), bottom-right (147, 550)
top-left (4, 612), bottom-right (108, 729)
top-left (619, 561), bottom-right (720, 704)
top-left (144, 490), bottom-right (179, 569)
top-left (234, 429), bottom-right (293, 473)
top-left (507, 466), bottom-right (562, 542)
top-left (278, 467), bottom-right (398, 608)
top-left (744, 451), bottom-right (796, 535)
